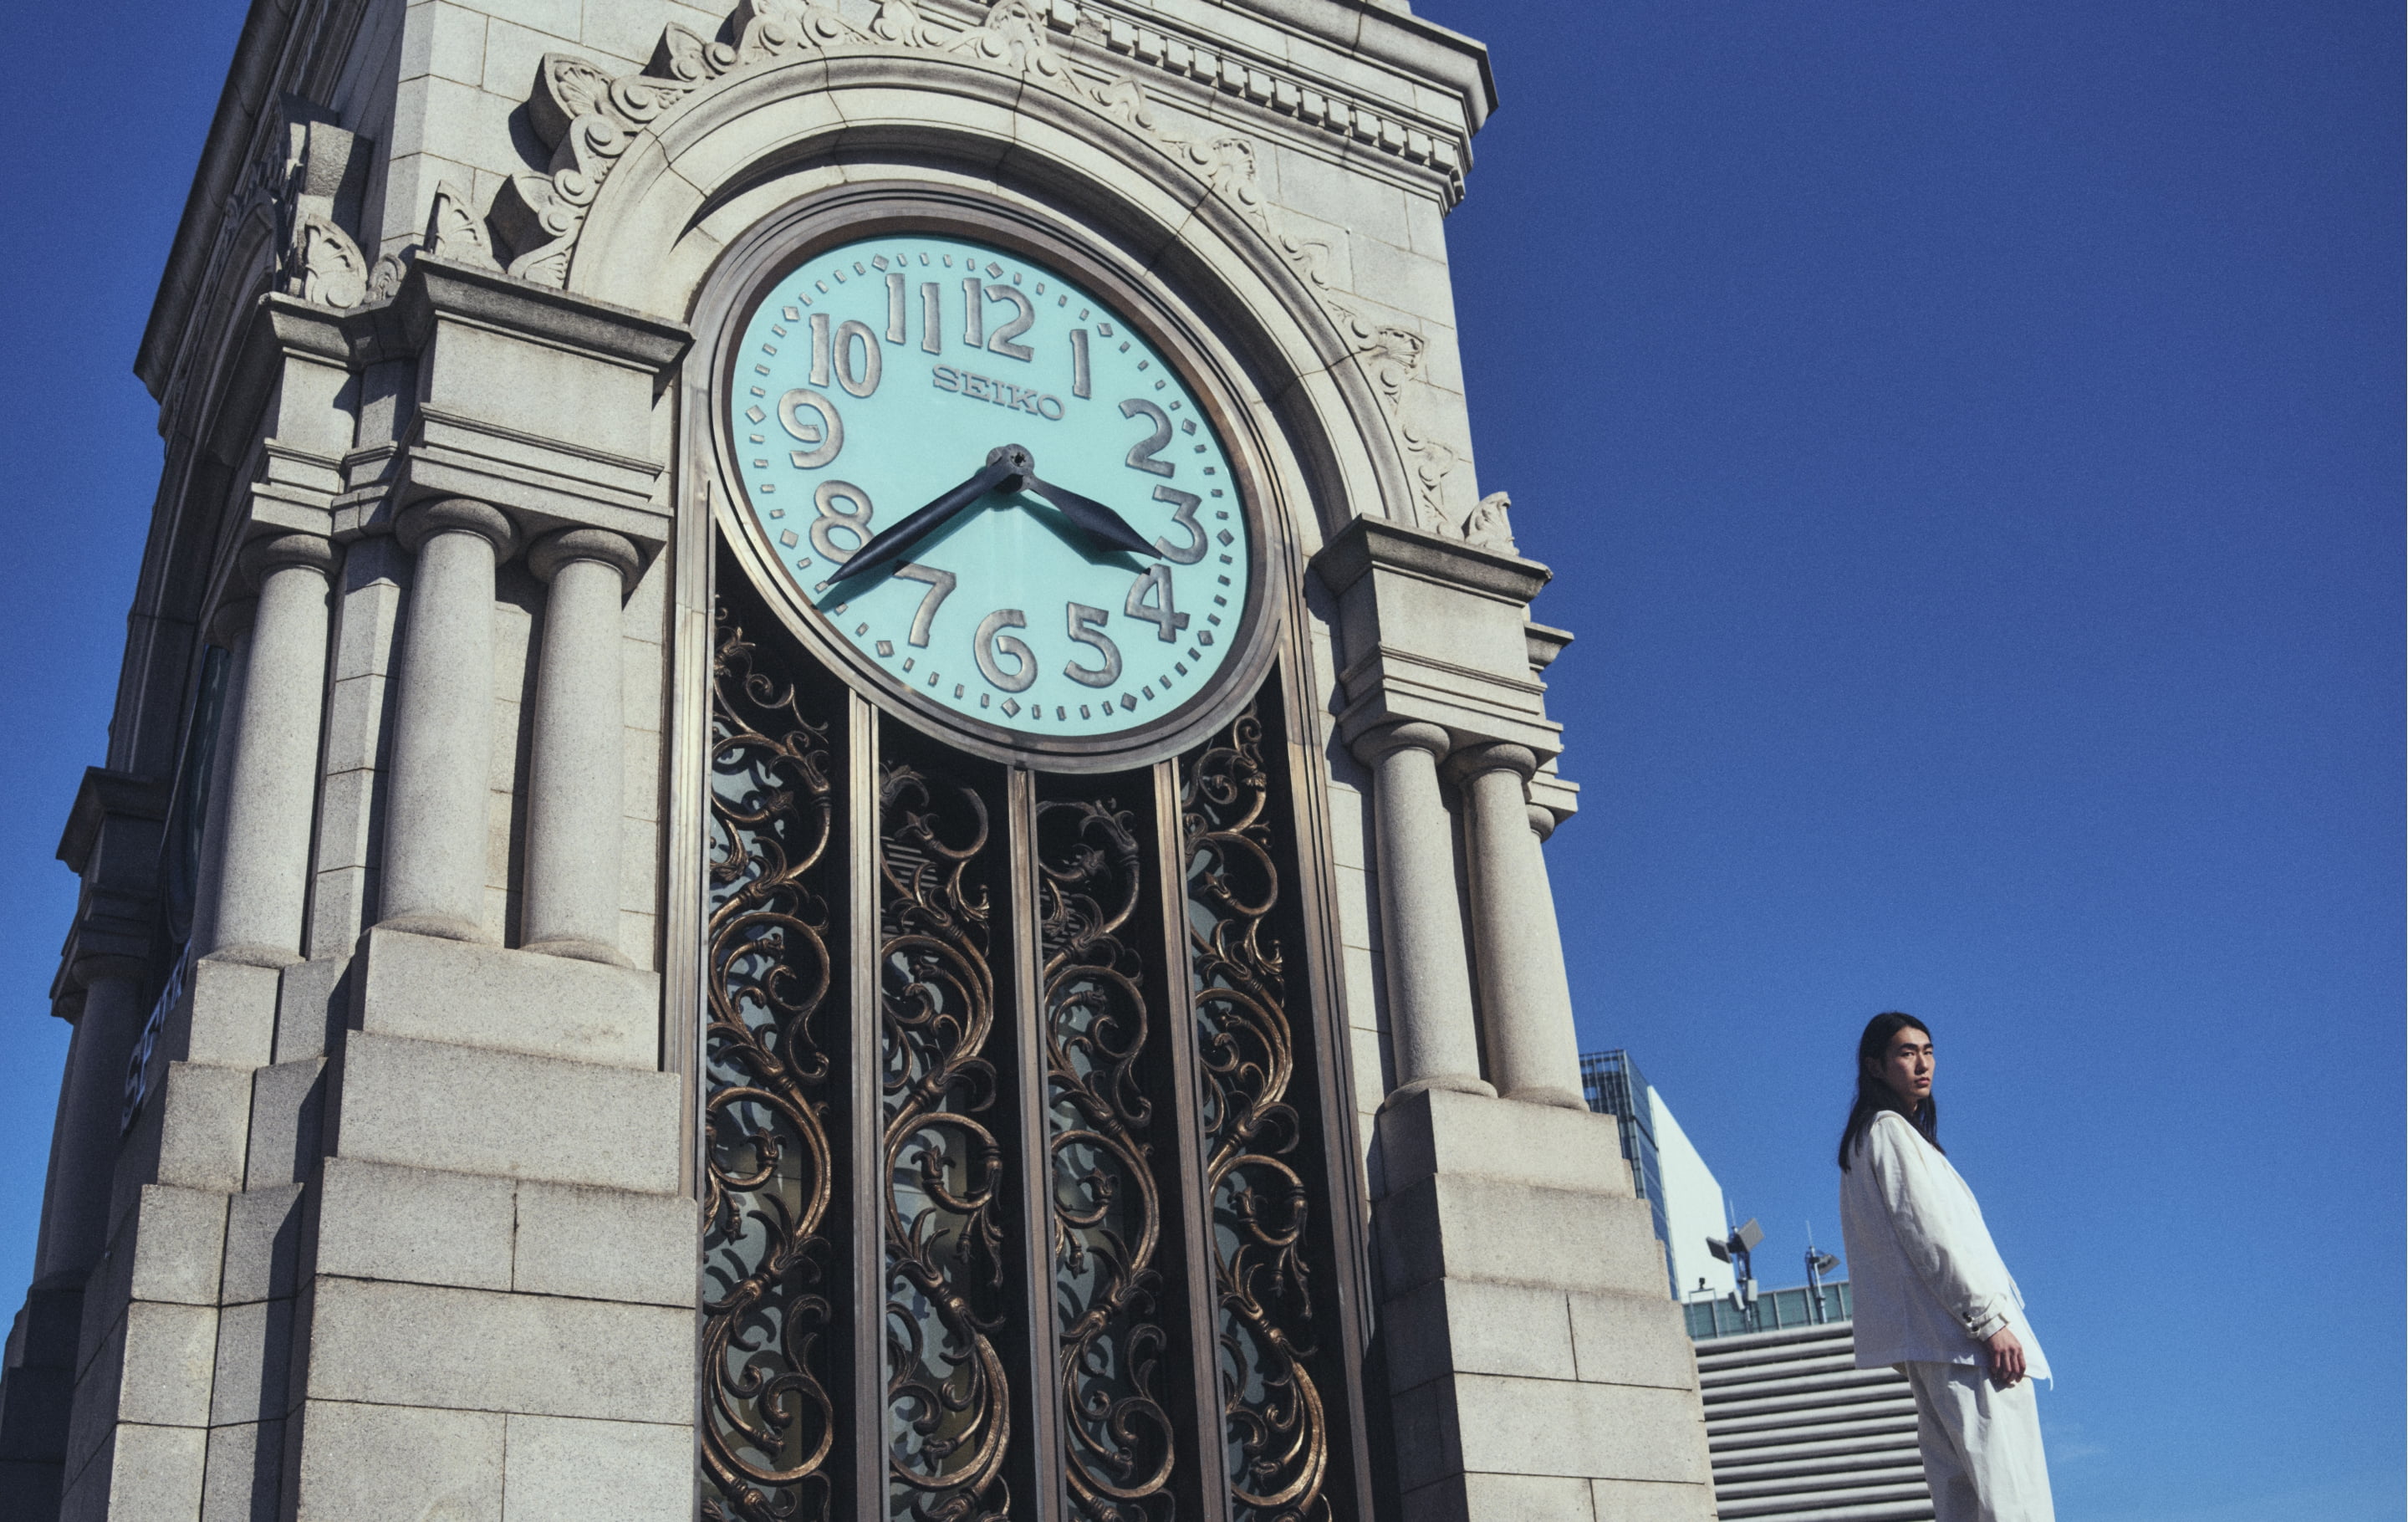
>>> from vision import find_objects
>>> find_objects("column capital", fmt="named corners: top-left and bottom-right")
top-left (1527, 804), bottom-right (1559, 842)
top-left (238, 531), bottom-right (338, 586)
top-left (528, 527), bottom-right (641, 590)
top-left (1443, 740), bottom-right (1538, 787)
top-left (207, 595), bottom-right (258, 646)
top-left (1349, 719), bottom-right (1451, 769)
top-left (397, 497), bottom-right (517, 559)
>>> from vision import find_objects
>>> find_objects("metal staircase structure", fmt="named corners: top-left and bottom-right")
top-left (1694, 1319), bottom-right (1936, 1522)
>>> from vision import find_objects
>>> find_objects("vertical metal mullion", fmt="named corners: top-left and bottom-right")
top-left (1151, 758), bottom-right (1235, 1522)
top-left (849, 694), bottom-right (885, 1522)
top-left (1268, 656), bottom-right (1383, 1522)
top-left (1005, 767), bottom-right (1064, 1522)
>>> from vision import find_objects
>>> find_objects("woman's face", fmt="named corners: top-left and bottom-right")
top-left (1875, 1025), bottom-right (1935, 1109)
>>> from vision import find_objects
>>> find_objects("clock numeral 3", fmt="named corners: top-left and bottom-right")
top-left (1123, 566), bottom-right (1189, 643)
top-left (1150, 486), bottom-right (1206, 564)
top-left (1063, 603), bottom-right (1123, 687)
top-left (973, 609), bottom-right (1038, 692)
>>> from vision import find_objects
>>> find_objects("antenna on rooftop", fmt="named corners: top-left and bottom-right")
top-left (1803, 1219), bottom-right (1839, 1323)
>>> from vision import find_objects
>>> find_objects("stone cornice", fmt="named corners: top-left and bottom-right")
top-left (57, 769), bottom-right (170, 877)
top-left (1310, 515), bottom-right (1552, 607)
top-left (360, 257), bottom-right (694, 373)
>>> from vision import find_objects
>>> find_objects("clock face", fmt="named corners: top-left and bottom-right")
top-left (725, 232), bottom-right (1256, 744)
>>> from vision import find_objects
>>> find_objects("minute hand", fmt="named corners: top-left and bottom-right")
top-left (833, 460), bottom-right (1014, 583)
top-left (1021, 474), bottom-right (1159, 559)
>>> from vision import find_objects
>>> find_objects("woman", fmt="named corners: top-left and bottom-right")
top-left (1839, 1012), bottom-right (2055, 1522)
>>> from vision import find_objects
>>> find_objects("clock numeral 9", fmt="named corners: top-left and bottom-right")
top-left (777, 388), bottom-right (843, 469)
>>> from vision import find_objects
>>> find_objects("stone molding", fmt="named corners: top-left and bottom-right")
top-left (1313, 516), bottom-right (1565, 760)
top-left (482, 0), bottom-right (1470, 293)
top-left (49, 770), bottom-right (171, 1020)
top-left (335, 256), bottom-right (692, 554)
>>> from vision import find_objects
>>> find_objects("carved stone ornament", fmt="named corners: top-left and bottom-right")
top-left (287, 213), bottom-right (368, 309)
top-left (1462, 490), bottom-right (1516, 552)
top-left (269, 99), bottom-right (375, 311)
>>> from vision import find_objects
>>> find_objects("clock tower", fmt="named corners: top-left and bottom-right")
top-left (5, 3), bottom-right (1717, 1519)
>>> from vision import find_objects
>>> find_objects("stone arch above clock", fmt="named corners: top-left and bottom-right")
top-left (492, 3), bottom-right (1484, 550)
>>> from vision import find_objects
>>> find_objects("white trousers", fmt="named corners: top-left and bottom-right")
top-left (1904, 1361), bottom-right (2056, 1522)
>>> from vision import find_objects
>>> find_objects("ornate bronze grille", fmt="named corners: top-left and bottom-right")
top-left (701, 595), bottom-right (1370, 1522)
top-left (704, 619), bottom-right (845, 1522)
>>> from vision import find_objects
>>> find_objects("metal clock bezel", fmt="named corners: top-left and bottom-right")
top-left (695, 185), bottom-right (1288, 774)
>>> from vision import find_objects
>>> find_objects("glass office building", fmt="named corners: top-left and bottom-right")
top-left (1580, 1049), bottom-right (1672, 1293)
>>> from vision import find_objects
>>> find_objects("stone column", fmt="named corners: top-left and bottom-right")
top-left (1451, 743), bottom-right (1586, 1109)
top-left (380, 498), bottom-right (514, 941)
top-left (523, 529), bottom-right (640, 963)
top-left (1351, 722), bottom-right (1491, 1098)
top-left (30, 962), bottom-right (146, 1281)
top-left (197, 534), bottom-right (337, 966)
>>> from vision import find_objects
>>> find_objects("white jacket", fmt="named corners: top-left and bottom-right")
top-left (1839, 1111), bottom-right (2050, 1377)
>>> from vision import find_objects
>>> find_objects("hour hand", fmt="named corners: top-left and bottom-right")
top-left (832, 460), bottom-right (1013, 582)
top-left (1020, 473), bottom-right (1157, 559)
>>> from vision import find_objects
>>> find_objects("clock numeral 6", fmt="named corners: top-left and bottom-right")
top-left (1063, 603), bottom-right (1123, 688)
top-left (777, 388), bottom-right (844, 469)
top-left (810, 480), bottom-right (874, 563)
top-left (974, 609), bottom-right (1038, 693)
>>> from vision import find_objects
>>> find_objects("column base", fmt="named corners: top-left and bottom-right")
top-left (371, 912), bottom-right (486, 943)
top-left (1373, 1089), bottom-right (1716, 1520)
top-left (523, 936), bottom-right (632, 968)
top-left (196, 942), bottom-right (304, 971)
top-left (1500, 1083), bottom-right (1589, 1111)
top-left (351, 927), bottom-right (658, 1070)
top-left (1382, 1074), bottom-right (1499, 1109)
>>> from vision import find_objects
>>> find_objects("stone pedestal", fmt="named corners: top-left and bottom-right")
top-left (1375, 1089), bottom-right (1717, 1521)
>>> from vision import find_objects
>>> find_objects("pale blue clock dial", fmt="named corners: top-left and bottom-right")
top-left (728, 233), bottom-right (1253, 739)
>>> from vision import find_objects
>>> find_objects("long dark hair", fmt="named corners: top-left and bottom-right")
top-left (1838, 1011), bottom-right (1941, 1171)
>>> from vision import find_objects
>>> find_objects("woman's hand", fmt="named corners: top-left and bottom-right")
top-left (1983, 1325), bottom-right (2027, 1389)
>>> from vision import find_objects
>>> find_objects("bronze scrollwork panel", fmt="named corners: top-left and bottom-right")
top-left (704, 608), bottom-right (848, 1522)
top-left (879, 727), bottom-right (1017, 1522)
top-left (1178, 696), bottom-right (1342, 1522)
top-left (706, 590), bottom-right (1367, 1522)
top-left (1033, 780), bottom-right (1184, 1522)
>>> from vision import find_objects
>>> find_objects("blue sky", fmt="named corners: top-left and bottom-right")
top-left (0, 3), bottom-right (2397, 1519)
top-left (1410, 3), bottom-right (2400, 1518)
